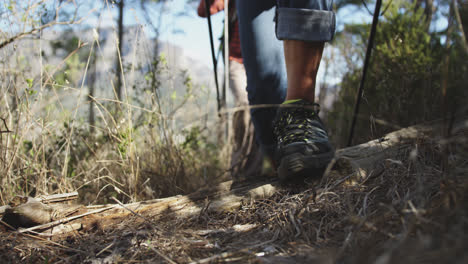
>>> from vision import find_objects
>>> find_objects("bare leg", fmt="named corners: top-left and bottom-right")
top-left (283, 40), bottom-right (324, 102)
top-left (275, 40), bottom-right (333, 181)
top-left (229, 60), bottom-right (263, 180)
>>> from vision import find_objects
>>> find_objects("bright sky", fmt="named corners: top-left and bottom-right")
top-left (124, 0), bottom-right (224, 69)
top-left (1, 0), bottom-right (449, 86)
top-left (157, 1), bottom-right (225, 68)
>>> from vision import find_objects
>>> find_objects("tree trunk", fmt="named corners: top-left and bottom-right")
top-left (415, 0), bottom-right (434, 31)
top-left (458, 0), bottom-right (468, 42)
top-left (11, 74), bottom-right (18, 112)
top-left (116, 0), bottom-right (124, 102)
top-left (88, 38), bottom-right (98, 132)
top-left (453, 0), bottom-right (468, 53)
top-left (442, 3), bottom-right (454, 120)
top-left (424, 0), bottom-right (434, 31)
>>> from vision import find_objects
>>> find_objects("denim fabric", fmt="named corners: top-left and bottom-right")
top-left (236, 0), bottom-right (287, 158)
top-left (276, 0), bottom-right (335, 41)
top-left (236, 0), bottom-right (335, 158)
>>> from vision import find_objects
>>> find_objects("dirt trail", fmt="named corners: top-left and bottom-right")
top-left (1, 118), bottom-right (468, 263)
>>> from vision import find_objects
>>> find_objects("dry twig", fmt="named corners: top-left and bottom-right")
top-left (19, 205), bottom-right (115, 233)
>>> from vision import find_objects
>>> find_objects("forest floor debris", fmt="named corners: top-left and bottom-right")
top-left (1, 120), bottom-right (467, 263)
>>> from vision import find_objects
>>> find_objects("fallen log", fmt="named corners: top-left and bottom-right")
top-left (4, 117), bottom-right (467, 234)
top-left (335, 117), bottom-right (468, 180)
top-left (78, 117), bottom-right (466, 230)
top-left (0, 192), bottom-right (79, 216)
top-left (18, 206), bottom-right (115, 233)
top-left (79, 179), bottom-right (280, 231)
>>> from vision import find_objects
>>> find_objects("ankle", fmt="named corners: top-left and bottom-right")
top-left (285, 90), bottom-right (315, 102)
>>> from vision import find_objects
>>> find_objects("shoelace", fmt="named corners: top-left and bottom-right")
top-left (274, 104), bottom-right (327, 146)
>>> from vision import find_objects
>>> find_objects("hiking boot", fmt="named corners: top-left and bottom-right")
top-left (273, 99), bottom-right (334, 181)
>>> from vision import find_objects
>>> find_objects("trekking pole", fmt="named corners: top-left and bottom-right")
top-left (223, 0), bottom-right (229, 110)
top-left (347, 0), bottom-right (382, 147)
top-left (204, 0), bottom-right (221, 115)
top-left (223, 0), bottom-right (229, 140)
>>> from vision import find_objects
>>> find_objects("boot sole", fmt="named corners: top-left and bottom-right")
top-left (277, 150), bottom-right (334, 182)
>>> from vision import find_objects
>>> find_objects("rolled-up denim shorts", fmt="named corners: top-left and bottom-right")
top-left (236, 0), bottom-right (335, 159)
top-left (276, 0), bottom-right (335, 41)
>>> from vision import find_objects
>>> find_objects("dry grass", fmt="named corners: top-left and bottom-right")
top-left (1, 125), bottom-right (466, 263)
top-left (0, 1), bottom-right (232, 206)
top-left (0, 63), bottom-right (228, 204)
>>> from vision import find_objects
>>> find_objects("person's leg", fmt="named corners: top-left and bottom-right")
top-left (278, 0), bottom-right (335, 102)
top-left (273, 0), bottom-right (336, 181)
top-left (236, 0), bottom-right (287, 160)
top-left (284, 41), bottom-right (324, 102)
top-left (228, 60), bottom-right (249, 106)
top-left (228, 60), bottom-right (263, 180)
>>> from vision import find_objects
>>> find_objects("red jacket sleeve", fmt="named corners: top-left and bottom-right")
top-left (197, 0), bottom-right (225, 17)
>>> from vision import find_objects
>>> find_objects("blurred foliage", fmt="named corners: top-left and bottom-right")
top-left (328, 0), bottom-right (468, 147)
